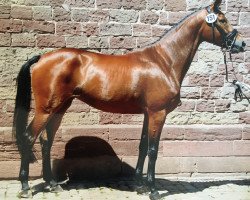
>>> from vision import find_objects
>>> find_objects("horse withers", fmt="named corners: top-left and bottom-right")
top-left (13, 0), bottom-right (245, 199)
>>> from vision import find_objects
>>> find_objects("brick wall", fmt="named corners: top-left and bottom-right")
top-left (0, 0), bottom-right (249, 179)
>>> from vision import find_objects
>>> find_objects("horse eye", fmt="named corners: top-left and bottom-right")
top-left (220, 19), bottom-right (227, 23)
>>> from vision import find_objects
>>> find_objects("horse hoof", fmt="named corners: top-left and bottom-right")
top-left (51, 185), bottom-right (63, 193)
top-left (44, 183), bottom-right (63, 193)
top-left (149, 191), bottom-right (161, 200)
top-left (136, 185), bottom-right (149, 195)
top-left (18, 189), bottom-right (33, 198)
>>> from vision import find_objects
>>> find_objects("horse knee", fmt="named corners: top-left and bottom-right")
top-left (148, 148), bottom-right (158, 161)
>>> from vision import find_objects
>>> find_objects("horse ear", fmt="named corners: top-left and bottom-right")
top-left (214, 0), bottom-right (222, 7)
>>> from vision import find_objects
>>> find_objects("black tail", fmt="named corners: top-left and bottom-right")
top-left (13, 55), bottom-right (41, 151)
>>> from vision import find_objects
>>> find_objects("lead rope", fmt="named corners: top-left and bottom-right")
top-left (223, 48), bottom-right (250, 103)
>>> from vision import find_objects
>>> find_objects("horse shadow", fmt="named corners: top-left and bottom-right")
top-left (32, 136), bottom-right (250, 198)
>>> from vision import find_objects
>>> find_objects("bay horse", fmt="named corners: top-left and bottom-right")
top-left (13, 0), bottom-right (245, 199)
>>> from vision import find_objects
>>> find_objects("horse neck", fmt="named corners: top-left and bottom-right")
top-left (156, 10), bottom-right (206, 85)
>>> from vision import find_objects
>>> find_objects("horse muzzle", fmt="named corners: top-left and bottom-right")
top-left (231, 39), bottom-right (246, 53)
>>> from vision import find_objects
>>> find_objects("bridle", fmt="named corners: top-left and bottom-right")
top-left (206, 6), bottom-right (239, 53)
top-left (206, 6), bottom-right (250, 103)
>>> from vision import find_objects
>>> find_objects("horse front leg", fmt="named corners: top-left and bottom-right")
top-left (135, 113), bottom-right (149, 194)
top-left (147, 110), bottom-right (167, 200)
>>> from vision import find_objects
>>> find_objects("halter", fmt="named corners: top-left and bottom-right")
top-left (206, 6), bottom-right (238, 53)
top-left (206, 6), bottom-right (250, 103)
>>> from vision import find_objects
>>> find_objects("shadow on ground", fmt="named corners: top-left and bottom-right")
top-left (31, 177), bottom-right (250, 198)
top-left (31, 136), bottom-right (250, 198)
top-left (52, 136), bottom-right (135, 181)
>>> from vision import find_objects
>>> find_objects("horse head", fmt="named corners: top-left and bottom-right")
top-left (201, 0), bottom-right (246, 53)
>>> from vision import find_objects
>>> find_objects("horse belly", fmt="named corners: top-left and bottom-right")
top-left (78, 94), bottom-right (143, 114)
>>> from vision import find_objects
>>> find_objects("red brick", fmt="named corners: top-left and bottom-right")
top-left (109, 127), bottom-right (142, 141)
top-left (175, 100), bottom-right (195, 112)
top-left (11, 5), bottom-right (33, 20)
top-left (161, 126), bottom-right (185, 140)
top-left (23, 20), bottom-right (55, 33)
top-left (168, 12), bottom-right (189, 25)
top-left (66, 0), bottom-right (95, 7)
top-left (110, 36), bottom-right (136, 49)
top-left (0, 19), bottom-right (22, 33)
top-left (0, 6), bottom-right (11, 18)
top-left (51, 142), bottom-right (66, 159)
top-left (37, 34), bottom-right (66, 47)
top-left (56, 22), bottom-right (82, 36)
top-left (122, 156), bottom-right (181, 174)
top-left (66, 35), bottom-right (88, 48)
top-left (196, 157), bottom-right (250, 173)
top-left (136, 37), bottom-right (159, 48)
top-left (0, 113), bottom-right (13, 127)
top-left (99, 112), bottom-right (123, 125)
top-left (110, 140), bottom-right (139, 156)
top-left (133, 24), bottom-right (152, 37)
top-left (89, 10), bottom-right (109, 23)
top-left (152, 25), bottom-right (169, 37)
top-left (215, 100), bottom-right (231, 112)
top-left (163, 141), bottom-right (233, 157)
top-left (25, 0), bottom-right (64, 7)
top-left (233, 140), bottom-right (250, 156)
top-left (230, 52), bottom-right (245, 63)
top-left (0, 160), bottom-right (42, 179)
top-left (188, 74), bottom-right (209, 87)
top-left (122, 0), bottom-right (147, 10)
top-left (201, 87), bottom-right (219, 99)
top-left (225, 12), bottom-right (239, 26)
top-left (62, 127), bottom-right (109, 142)
top-left (148, 0), bottom-right (164, 10)
top-left (227, 0), bottom-right (248, 12)
top-left (11, 33), bottom-right (36, 47)
top-left (159, 12), bottom-right (168, 25)
top-left (71, 9), bottom-right (89, 22)
top-left (210, 75), bottom-right (224, 87)
top-left (53, 7), bottom-right (71, 21)
top-left (0, 130), bottom-right (4, 142)
top-left (238, 27), bottom-right (250, 38)
top-left (165, 0), bottom-right (187, 11)
top-left (239, 112), bottom-right (250, 124)
top-left (67, 99), bottom-right (91, 113)
top-left (183, 125), bottom-right (242, 141)
top-left (180, 87), bottom-right (200, 99)
top-left (196, 100), bottom-right (215, 112)
top-left (32, 6), bottom-right (52, 21)
top-left (243, 126), bottom-right (250, 140)
top-left (96, 0), bottom-right (123, 9)
top-left (100, 23), bottom-right (132, 36)
top-left (140, 11), bottom-right (159, 24)
top-left (196, 157), bottom-right (236, 173)
top-left (88, 37), bottom-right (109, 48)
top-left (0, 33), bottom-right (11, 46)
top-left (82, 23), bottom-right (99, 37)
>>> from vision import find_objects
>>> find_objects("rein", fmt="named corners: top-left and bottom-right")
top-left (206, 6), bottom-right (250, 103)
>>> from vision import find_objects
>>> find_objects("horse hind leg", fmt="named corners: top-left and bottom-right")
top-left (18, 111), bottom-right (51, 198)
top-left (40, 100), bottom-right (72, 193)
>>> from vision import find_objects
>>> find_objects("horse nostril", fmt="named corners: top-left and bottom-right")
top-left (242, 41), bottom-right (246, 47)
